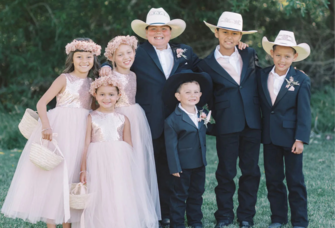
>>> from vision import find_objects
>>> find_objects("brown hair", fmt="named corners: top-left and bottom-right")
top-left (273, 45), bottom-right (297, 54)
top-left (176, 81), bottom-right (200, 93)
top-left (63, 38), bottom-right (101, 78)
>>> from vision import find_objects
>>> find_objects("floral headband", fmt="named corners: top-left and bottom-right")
top-left (65, 40), bottom-right (102, 56)
top-left (104, 35), bottom-right (138, 60)
top-left (89, 75), bottom-right (123, 95)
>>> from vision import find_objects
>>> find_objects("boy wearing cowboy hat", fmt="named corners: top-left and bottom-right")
top-left (258, 30), bottom-right (311, 228)
top-left (162, 71), bottom-right (213, 228)
top-left (100, 7), bottom-right (201, 227)
top-left (197, 11), bottom-right (262, 228)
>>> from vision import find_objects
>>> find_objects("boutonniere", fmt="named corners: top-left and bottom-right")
top-left (285, 76), bottom-right (300, 91)
top-left (198, 110), bottom-right (212, 128)
top-left (176, 48), bottom-right (187, 59)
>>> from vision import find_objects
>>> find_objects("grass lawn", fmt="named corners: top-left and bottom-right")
top-left (0, 135), bottom-right (334, 228)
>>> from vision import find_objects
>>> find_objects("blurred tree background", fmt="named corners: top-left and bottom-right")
top-left (0, 0), bottom-right (334, 149)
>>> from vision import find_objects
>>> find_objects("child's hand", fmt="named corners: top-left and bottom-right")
top-left (292, 141), bottom-right (304, 154)
top-left (99, 66), bottom-right (112, 77)
top-left (42, 128), bottom-right (53, 141)
top-left (80, 171), bottom-right (87, 184)
top-left (238, 41), bottom-right (249, 50)
top-left (172, 171), bottom-right (182, 177)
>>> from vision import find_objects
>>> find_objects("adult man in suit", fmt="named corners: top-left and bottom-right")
top-left (101, 8), bottom-right (200, 227)
top-left (197, 12), bottom-right (262, 228)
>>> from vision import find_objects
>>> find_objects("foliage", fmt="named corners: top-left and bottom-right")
top-left (1, 136), bottom-right (334, 227)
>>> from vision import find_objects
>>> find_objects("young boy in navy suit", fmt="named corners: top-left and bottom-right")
top-left (258, 30), bottom-right (311, 228)
top-left (162, 72), bottom-right (213, 228)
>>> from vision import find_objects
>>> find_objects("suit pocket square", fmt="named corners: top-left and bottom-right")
top-left (288, 86), bottom-right (295, 91)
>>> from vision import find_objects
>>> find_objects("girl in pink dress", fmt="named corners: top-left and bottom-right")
top-left (1, 38), bottom-right (101, 228)
top-left (79, 76), bottom-right (158, 228)
top-left (102, 35), bottom-right (161, 219)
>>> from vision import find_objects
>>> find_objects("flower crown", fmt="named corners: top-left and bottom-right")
top-left (89, 75), bottom-right (123, 95)
top-left (104, 35), bottom-right (138, 60)
top-left (65, 40), bottom-right (102, 56)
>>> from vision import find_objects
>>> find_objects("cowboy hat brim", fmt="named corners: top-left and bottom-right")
top-left (203, 21), bottom-right (257, 35)
top-left (262, 36), bottom-right (311, 62)
top-left (131, 19), bottom-right (186, 40)
top-left (162, 71), bottom-right (213, 112)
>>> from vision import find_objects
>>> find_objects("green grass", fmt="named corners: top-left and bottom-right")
top-left (0, 136), bottom-right (334, 228)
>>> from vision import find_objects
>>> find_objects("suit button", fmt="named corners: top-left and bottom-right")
top-left (240, 86), bottom-right (243, 89)
top-left (271, 111), bottom-right (275, 114)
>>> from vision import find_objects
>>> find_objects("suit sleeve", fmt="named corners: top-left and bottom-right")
top-left (164, 120), bottom-right (182, 174)
top-left (101, 62), bottom-right (112, 68)
top-left (189, 47), bottom-right (201, 71)
top-left (295, 77), bottom-right (311, 144)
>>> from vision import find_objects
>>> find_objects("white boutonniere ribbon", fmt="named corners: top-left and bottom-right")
top-left (176, 48), bottom-right (187, 59)
top-left (198, 110), bottom-right (212, 128)
top-left (285, 76), bottom-right (300, 91)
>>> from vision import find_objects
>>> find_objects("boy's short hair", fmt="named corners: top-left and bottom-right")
top-left (273, 45), bottom-right (297, 54)
top-left (176, 81), bottom-right (200, 93)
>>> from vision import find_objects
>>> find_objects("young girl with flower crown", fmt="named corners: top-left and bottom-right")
top-left (1, 38), bottom-right (101, 228)
top-left (101, 35), bottom-right (161, 219)
top-left (79, 76), bottom-right (158, 228)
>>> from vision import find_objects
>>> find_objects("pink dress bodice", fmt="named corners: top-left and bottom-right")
top-left (90, 111), bottom-right (125, 143)
top-left (112, 71), bottom-right (136, 107)
top-left (56, 73), bottom-right (92, 110)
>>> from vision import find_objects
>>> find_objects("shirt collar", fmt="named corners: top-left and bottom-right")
top-left (215, 45), bottom-right (239, 59)
top-left (178, 103), bottom-right (198, 116)
top-left (270, 66), bottom-right (290, 80)
top-left (153, 43), bottom-right (171, 52)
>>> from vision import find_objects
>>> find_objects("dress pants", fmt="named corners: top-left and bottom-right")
top-left (153, 133), bottom-right (173, 219)
top-left (214, 125), bottom-right (261, 224)
top-left (263, 143), bottom-right (308, 227)
top-left (170, 166), bottom-right (206, 228)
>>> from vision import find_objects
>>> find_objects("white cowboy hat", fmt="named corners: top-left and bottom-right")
top-left (262, 30), bottom-right (310, 62)
top-left (131, 8), bottom-right (186, 40)
top-left (204, 11), bottom-right (257, 35)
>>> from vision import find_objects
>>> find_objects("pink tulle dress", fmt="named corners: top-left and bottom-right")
top-left (81, 111), bottom-right (158, 228)
top-left (1, 73), bottom-right (92, 225)
top-left (112, 70), bottom-right (161, 219)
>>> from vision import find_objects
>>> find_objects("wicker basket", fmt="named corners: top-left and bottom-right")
top-left (70, 183), bottom-right (89, 209)
top-left (18, 109), bottom-right (39, 139)
top-left (29, 139), bottom-right (64, 171)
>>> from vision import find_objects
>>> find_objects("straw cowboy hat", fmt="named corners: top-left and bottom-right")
top-left (131, 7), bottom-right (186, 39)
top-left (262, 30), bottom-right (311, 62)
top-left (204, 11), bottom-right (257, 34)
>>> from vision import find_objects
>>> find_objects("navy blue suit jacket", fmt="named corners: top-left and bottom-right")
top-left (257, 66), bottom-right (311, 147)
top-left (164, 106), bottom-right (207, 174)
top-left (125, 41), bottom-right (199, 139)
top-left (196, 47), bottom-right (261, 135)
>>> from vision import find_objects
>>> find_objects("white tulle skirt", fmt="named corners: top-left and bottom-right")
top-left (1, 107), bottom-right (89, 225)
top-left (115, 103), bottom-right (161, 219)
top-left (81, 141), bottom-right (158, 228)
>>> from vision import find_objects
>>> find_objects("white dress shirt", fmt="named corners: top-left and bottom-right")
top-left (214, 45), bottom-right (241, 76)
top-left (270, 66), bottom-right (290, 96)
top-left (153, 43), bottom-right (174, 79)
top-left (178, 103), bottom-right (198, 128)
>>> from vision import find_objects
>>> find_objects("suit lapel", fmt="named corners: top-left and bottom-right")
top-left (204, 50), bottom-right (239, 85)
top-left (261, 67), bottom-right (273, 107)
top-left (142, 41), bottom-right (165, 75)
top-left (273, 66), bottom-right (296, 107)
top-left (238, 48), bottom-right (249, 84)
top-left (176, 106), bottom-right (198, 129)
top-left (170, 43), bottom-right (183, 76)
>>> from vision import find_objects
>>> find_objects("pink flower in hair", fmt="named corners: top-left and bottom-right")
top-left (104, 35), bottom-right (138, 60)
top-left (65, 40), bottom-right (101, 56)
top-left (89, 74), bottom-right (124, 95)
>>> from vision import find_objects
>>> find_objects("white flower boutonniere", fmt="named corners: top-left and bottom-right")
top-left (285, 76), bottom-right (300, 91)
top-left (176, 48), bottom-right (187, 59)
top-left (198, 110), bottom-right (212, 128)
